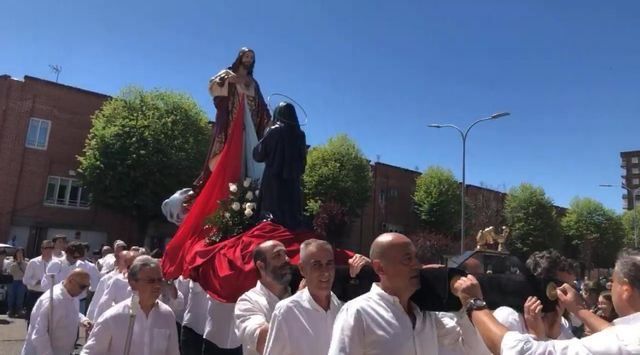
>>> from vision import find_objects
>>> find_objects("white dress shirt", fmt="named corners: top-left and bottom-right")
top-left (500, 312), bottom-right (640, 355)
top-left (328, 283), bottom-right (484, 355)
top-left (173, 276), bottom-right (190, 324)
top-left (86, 270), bottom-right (119, 321)
top-left (41, 258), bottom-right (85, 289)
top-left (494, 306), bottom-right (574, 340)
top-left (78, 260), bottom-right (101, 292)
top-left (160, 283), bottom-right (185, 318)
top-left (81, 297), bottom-right (180, 355)
top-left (264, 288), bottom-right (342, 355)
top-left (22, 283), bottom-right (87, 355)
top-left (182, 281), bottom-right (209, 335)
top-left (204, 296), bottom-right (241, 348)
top-left (234, 281), bottom-right (289, 355)
top-left (23, 256), bottom-right (51, 293)
top-left (98, 253), bottom-right (116, 275)
top-left (91, 273), bottom-right (132, 321)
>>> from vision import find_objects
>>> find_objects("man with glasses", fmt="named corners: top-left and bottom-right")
top-left (82, 256), bottom-right (180, 355)
top-left (21, 269), bottom-right (93, 355)
top-left (22, 240), bottom-right (54, 326)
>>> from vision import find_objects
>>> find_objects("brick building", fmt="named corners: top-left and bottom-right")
top-left (620, 150), bottom-right (640, 210)
top-left (0, 75), bottom-right (141, 256)
top-left (344, 162), bottom-right (508, 253)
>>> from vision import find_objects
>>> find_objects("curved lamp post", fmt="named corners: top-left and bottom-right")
top-left (429, 112), bottom-right (510, 255)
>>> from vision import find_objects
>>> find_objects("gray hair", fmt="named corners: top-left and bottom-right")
top-left (127, 256), bottom-right (159, 281)
top-left (299, 239), bottom-right (333, 264)
top-left (615, 249), bottom-right (640, 291)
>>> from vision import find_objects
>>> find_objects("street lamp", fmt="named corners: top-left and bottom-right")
top-left (599, 183), bottom-right (639, 249)
top-left (429, 112), bottom-right (510, 255)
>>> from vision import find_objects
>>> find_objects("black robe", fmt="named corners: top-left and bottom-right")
top-left (252, 105), bottom-right (306, 230)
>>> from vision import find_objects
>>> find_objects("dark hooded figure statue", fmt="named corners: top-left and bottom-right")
top-left (252, 102), bottom-right (307, 230)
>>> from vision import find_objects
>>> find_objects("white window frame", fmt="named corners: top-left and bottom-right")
top-left (633, 157), bottom-right (639, 164)
top-left (633, 167), bottom-right (640, 174)
top-left (633, 178), bottom-right (640, 186)
top-left (43, 176), bottom-right (91, 209)
top-left (25, 117), bottom-right (51, 150)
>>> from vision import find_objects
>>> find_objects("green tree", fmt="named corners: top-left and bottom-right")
top-left (561, 197), bottom-right (625, 268)
top-left (413, 166), bottom-right (460, 235)
top-left (78, 87), bottom-right (210, 244)
top-left (303, 134), bottom-right (372, 217)
top-left (504, 183), bottom-right (561, 258)
top-left (621, 207), bottom-right (640, 248)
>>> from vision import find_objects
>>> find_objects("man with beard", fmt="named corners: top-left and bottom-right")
top-left (234, 240), bottom-right (292, 355)
top-left (192, 47), bottom-right (271, 197)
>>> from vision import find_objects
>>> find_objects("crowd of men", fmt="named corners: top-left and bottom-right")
top-left (7, 232), bottom-right (640, 354)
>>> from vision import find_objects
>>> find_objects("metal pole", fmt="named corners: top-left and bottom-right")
top-left (428, 112), bottom-right (509, 254)
top-left (460, 134), bottom-right (466, 255)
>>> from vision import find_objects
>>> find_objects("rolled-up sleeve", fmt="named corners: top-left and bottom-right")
top-left (234, 295), bottom-right (267, 353)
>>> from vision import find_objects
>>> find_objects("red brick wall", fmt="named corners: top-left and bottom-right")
top-left (0, 75), bottom-right (140, 249)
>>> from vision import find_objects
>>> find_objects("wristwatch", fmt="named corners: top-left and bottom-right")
top-left (466, 298), bottom-right (488, 313)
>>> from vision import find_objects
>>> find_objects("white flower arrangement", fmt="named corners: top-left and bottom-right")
top-left (205, 177), bottom-right (261, 244)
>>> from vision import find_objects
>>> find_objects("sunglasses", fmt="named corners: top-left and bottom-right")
top-left (72, 279), bottom-right (90, 290)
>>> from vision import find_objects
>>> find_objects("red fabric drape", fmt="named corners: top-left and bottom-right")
top-left (162, 96), bottom-right (245, 279)
top-left (188, 221), bottom-right (354, 303)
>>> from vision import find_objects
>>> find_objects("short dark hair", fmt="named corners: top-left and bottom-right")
top-left (526, 249), bottom-right (576, 280)
top-left (615, 249), bottom-right (640, 291)
top-left (66, 241), bottom-right (84, 255)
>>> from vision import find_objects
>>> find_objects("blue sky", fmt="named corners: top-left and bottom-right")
top-left (2, 0), bottom-right (639, 212)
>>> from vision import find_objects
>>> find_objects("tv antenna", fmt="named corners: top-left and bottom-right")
top-left (49, 65), bottom-right (62, 82)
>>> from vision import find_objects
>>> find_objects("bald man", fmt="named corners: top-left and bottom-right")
top-left (329, 233), bottom-right (487, 355)
top-left (22, 269), bottom-right (93, 355)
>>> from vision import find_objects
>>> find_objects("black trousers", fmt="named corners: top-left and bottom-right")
top-left (25, 290), bottom-right (43, 325)
top-left (180, 325), bottom-right (204, 355)
top-left (202, 338), bottom-right (242, 355)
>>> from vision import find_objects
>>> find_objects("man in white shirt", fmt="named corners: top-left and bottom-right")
top-left (51, 234), bottom-right (67, 260)
top-left (493, 249), bottom-right (576, 340)
top-left (453, 249), bottom-right (640, 355)
top-left (98, 240), bottom-right (127, 276)
top-left (180, 280), bottom-right (209, 355)
top-left (95, 245), bottom-right (113, 273)
top-left (81, 256), bottom-right (180, 355)
top-left (203, 296), bottom-right (242, 354)
top-left (328, 233), bottom-right (487, 355)
top-left (41, 241), bottom-right (86, 291)
top-left (89, 251), bottom-right (139, 322)
top-left (23, 240), bottom-right (54, 326)
top-left (22, 268), bottom-right (93, 355)
top-left (234, 240), bottom-right (293, 355)
top-left (86, 250), bottom-right (128, 322)
top-left (264, 239), bottom-right (342, 355)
